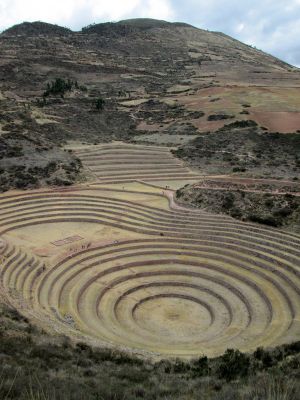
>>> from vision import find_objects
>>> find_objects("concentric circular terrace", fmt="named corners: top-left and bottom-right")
top-left (0, 143), bottom-right (299, 358)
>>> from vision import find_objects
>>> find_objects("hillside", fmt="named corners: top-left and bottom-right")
top-left (0, 18), bottom-right (299, 190)
top-left (174, 120), bottom-right (300, 179)
top-left (82, 18), bottom-right (192, 34)
top-left (2, 21), bottom-right (72, 36)
top-left (0, 17), bottom-right (300, 400)
top-left (176, 184), bottom-right (300, 232)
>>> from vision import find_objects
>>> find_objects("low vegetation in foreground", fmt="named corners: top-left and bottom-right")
top-left (0, 303), bottom-right (300, 400)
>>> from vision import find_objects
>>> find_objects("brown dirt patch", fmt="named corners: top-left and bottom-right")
top-left (250, 111), bottom-right (300, 133)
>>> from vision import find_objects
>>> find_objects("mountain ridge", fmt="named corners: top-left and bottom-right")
top-left (0, 16), bottom-right (300, 191)
top-left (1, 18), bottom-right (194, 36)
top-left (1, 18), bottom-right (298, 71)
top-left (1, 20), bottom-right (72, 36)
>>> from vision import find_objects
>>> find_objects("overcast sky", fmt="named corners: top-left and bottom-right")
top-left (0, 0), bottom-right (300, 67)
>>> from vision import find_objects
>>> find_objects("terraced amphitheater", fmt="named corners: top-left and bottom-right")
top-left (0, 143), bottom-right (300, 358)
top-left (73, 142), bottom-right (203, 185)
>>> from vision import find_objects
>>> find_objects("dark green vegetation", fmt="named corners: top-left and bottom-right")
top-left (1, 302), bottom-right (300, 399)
top-left (207, 113), bottom-right (234, 121)
top-left (176, 186), bottom-right (300, 232)
top-left (174, 121), bottom-right (300, 178)
top-left (43, 78), bottom-right (85, 98)
top-left (94, 97), bottom-right (105, 111)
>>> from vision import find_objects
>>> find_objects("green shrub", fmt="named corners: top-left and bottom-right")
top-left (94, 98), bottom-right (105, 111)
top-left (221, 193), bottom-right (235, 210)
top-left (43, 78), bottom-right (80, 98)
top-left (191, 356), bottom-right (210, 376)
top-left (217, 349), bottom-right (250, 381)
top-left (232, 166), bottom-right (246, 172)
top-left (248, 214), bottom-right (279, 227)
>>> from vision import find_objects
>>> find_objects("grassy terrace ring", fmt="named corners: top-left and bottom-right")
top-left (0, 143), bottom-right (300, 359)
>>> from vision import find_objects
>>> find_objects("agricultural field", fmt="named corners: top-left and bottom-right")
top-left (1, 143), bottom-right (300, 359)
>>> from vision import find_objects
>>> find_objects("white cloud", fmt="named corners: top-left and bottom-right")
top-left (0, 0), bottom-right (300, 66)
top-left (175, 0), bottom-right (300, 66)
top-left (90, 0), bottom-right (141, 21)
top-left (0, 0), bottom-right (175, 31)
top-left (235, 23), bottom-right (245, 33)
top-left (0, 0), bottom-right (85, 28)
top-left (141, 0), bottom-right (174, 20)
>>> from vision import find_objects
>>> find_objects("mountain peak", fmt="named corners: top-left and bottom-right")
top-left (116, 18), bottom-right (193, 29)
top-left (1, 21), bottom-right (72, 36)
top-left (81, 18), bottom-right (193, 35)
